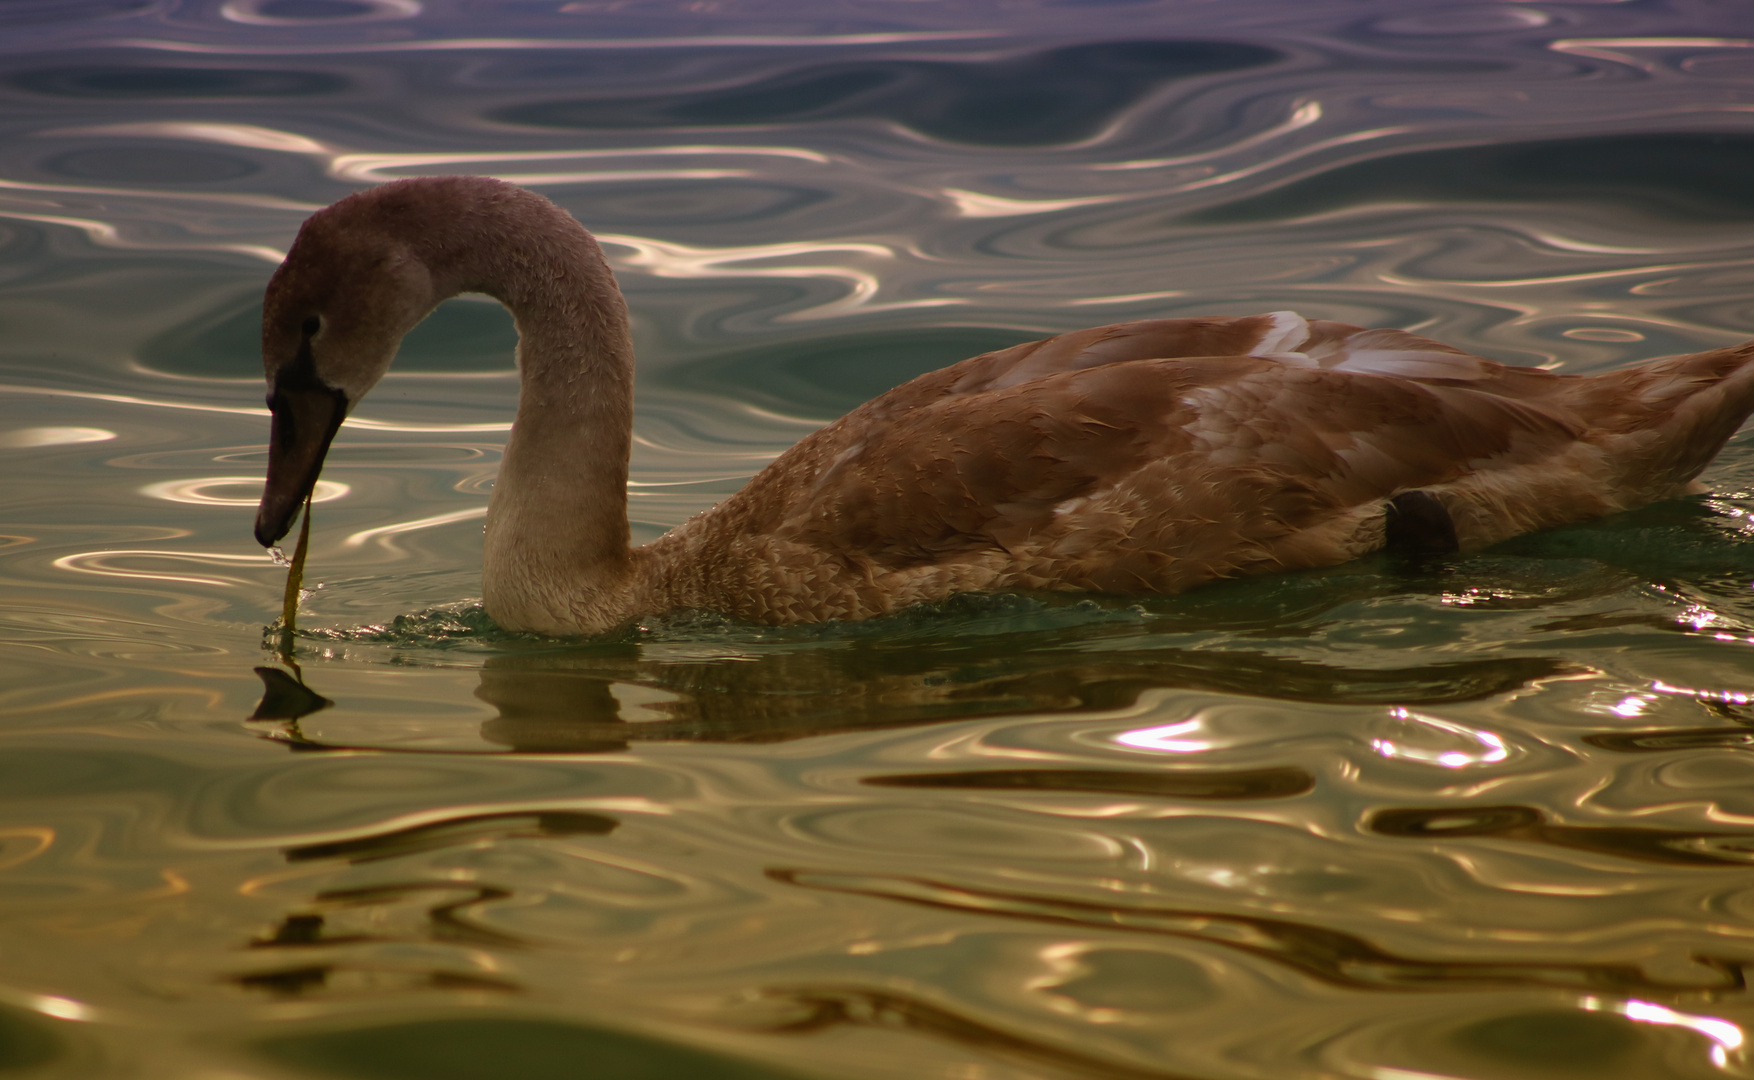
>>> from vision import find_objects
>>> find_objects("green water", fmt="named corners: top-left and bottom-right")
top-left (4, 3), bottom-right (1754, 1078)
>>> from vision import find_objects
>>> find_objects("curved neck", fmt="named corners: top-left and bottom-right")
top-left (407, 183), bottom-right (640, 633)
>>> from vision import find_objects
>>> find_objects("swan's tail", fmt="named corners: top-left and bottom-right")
top-left (1585, 340), bottom-right (1754, 503)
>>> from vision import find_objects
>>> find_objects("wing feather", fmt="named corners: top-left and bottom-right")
top-left (767, 346), bottom-right (1583, 576)
top-left (661, 314), bottom-right (1621, 615)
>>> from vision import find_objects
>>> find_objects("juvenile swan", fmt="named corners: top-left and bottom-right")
top-left (255, 176), bottom-right (1754, 635)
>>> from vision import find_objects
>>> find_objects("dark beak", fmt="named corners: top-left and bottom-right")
top-left (255, 378), bottom-right (347, 546)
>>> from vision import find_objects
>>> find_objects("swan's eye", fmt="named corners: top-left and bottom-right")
top-left (301, 316), bottom-right (321, 337)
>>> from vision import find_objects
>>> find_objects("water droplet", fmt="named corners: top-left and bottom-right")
top-left (268, 546), bottom-right (290, 567)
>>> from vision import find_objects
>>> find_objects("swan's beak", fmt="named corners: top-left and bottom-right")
top-left (254, 378), bottom-right (348, 546)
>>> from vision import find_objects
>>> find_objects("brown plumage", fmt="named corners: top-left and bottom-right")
top-left (253, 176), bottom-right (1754, 635)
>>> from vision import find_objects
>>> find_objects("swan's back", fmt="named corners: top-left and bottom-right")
top-left (646, 312), bottom-right (1754, 624)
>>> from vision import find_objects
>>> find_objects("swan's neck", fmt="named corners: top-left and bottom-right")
top-left (425, 198), bottom-right (643, 634)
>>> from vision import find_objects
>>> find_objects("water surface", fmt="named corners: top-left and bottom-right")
top-left (4, 2), bottom-right (1754, 1078)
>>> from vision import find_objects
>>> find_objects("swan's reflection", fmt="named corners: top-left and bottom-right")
top-left (250, 641), bottom-right (1572, 753)
top-left (248, 666), bottom-right (333, 721)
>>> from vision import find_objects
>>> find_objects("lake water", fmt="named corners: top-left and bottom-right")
top-left (4, 2), bottom-right (1754, 1078)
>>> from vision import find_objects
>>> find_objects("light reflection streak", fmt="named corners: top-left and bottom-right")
top-left (1095, 100), bottom-right (1325, 171)
top-left (730, 403), bottom-right (827, 428)
top-left (627, 476), bottom-right (756, 489)
top-left (0, 828), bottom-right (52, 872)
top-left (477, 169), bottom-right (751, 187)
top-left (1526, 229), bottom-right (1673, 256)
top-left (1377, 263), bottom-right (1693, 290)
top-left (1069, 290), bottom-right (1187, 307)
top-left (328, 144), bottom-right (832, 184)
top-left (926, 109), bottom-right (1410, 221)
top-left (18, 686), bottom-right (225, 711)
top-left (343, 417), bottom-right (510, 433)
top-left (0, 175), bottom-right (320, 211)
top-left (1610, 694), bottom-right (1653, 718)
top-left (0, 209), bottom-right (285, 265)
top-left (0, 426), bottom-right (114, 448)
top-left (630, 432), bottom-right (781, 461)
top-left (342, 507), bottom-right (487, 550)
top-left (23, 995), bottom-right (94, 1023)
top-left (1551, 37), bottom-right (1754, 73)
top-left (1652, 680), bottom-right (1753, 706)
top-left (221, 0), bottom-right (421, 24)
top-left (52, 549), bottom-right (272, 588)
top-left (1371, 708), bottom-right (1509, 769)
top-left (41, 121), bottom-right (331, 155)
top-left (1679, 604), bottom-right (1725, 631)
top-left (1163, 125), bottom-right (1417, 197)
top-left (599, 234), bottom-right (962, 321)
top-left (0, 383), bottom-right (512, 433)
top-left (942, 189), bottom-right (1124, 219)
top-left (1562, 327), bottom-right (1645, 342)
top-left (1580, 995), bottom-right (1743, 1067)
top-left (1114, 718), bottom-right (1212, 753)
top-left (1370, 1069), bottom-right (1464, 1080)
top-left (141, 477), bottom-right (347, 507)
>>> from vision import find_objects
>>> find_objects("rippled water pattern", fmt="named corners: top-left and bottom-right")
top-left (5, 1), bottom-right (1754, 1077)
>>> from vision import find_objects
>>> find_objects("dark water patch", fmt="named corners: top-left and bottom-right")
top-left (1501, 495), bottom-right (1754, 575)
top-left (45, 147), bottom-right (260, 184)
top-left (1586, 727), bottom-right (1754, 753)
top-left (0, 747), bottom-right (201, 799)
top-left (139, 294), bottom-right (272, 380)
top-left (658, 328), bottom-right (1046, 417)
top-left (0, 1006), bottom-right (66, 1072)
top-left (235, 964), bottom-right (518, 996)
top-left (0, 221), bottom-right (47, 266)
top-left (10, 65), bottom-right (347, 98)
top-left (255, 0), bottom-right (381, 17)
top-left (773, 869), bottom-right (1746, 994)
top-left (865, 766), bottom-right (1313, 799)
top-left (1533, 610), bottom-right (1689, 635)
top-left (251, 881), bottom-right (529, 951)
top-left (283, 808), bottom-right (617, 863)
top-left (494, 40), bottom-right (1282, 146)
top-left (400, 300), bottom-right (521, 371)
top-left (1044, 949), bottom-right (1213, 1011)
top-left (142, 295), bottom-right (518, 378)
top-left (1185, 133), bottom-right (1754, 224)
top-left (0, 0), bottom-right (152, 26)
top-left (754, 985), bottom-right (1200, 1080)
top-left (1370, 804), bottom-right (1754, 867)
top-left (1364, 5), bottom-right (1551, 37)
top-left (252, 1016), bottom-right (808, 1080)
top-left (575, 180), bottom-right (832, 227)
top-left (1449, 1010), bottom-right (1656, 1077)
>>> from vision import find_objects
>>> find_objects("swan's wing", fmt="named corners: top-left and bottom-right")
top-left (881, 312), bottom-right (1505, 416)
top-left (767, 354), bottom-right (1584, 577)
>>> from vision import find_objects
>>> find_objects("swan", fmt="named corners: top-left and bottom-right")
top-left (253, 176), bottom-right (1754, 635)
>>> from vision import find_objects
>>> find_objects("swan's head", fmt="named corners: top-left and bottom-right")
top-left (254, 189), bottom-right (442, 546)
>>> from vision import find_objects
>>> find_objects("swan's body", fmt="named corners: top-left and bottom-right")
top-left (255, 176), bottom-right (1754, 635)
